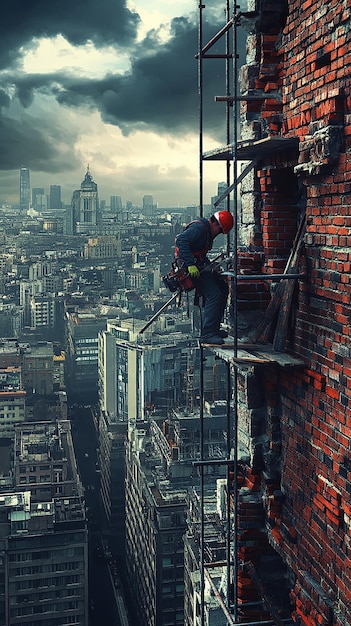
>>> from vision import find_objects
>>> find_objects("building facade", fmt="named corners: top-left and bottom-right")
top-left (142, 195), bottom-right (154, 217)
top-left (125, 421), bottom-right (188, 626)
top-left (30, 293), bottom-right (56, 330)
top-left (110, 195), bottom-right (122, 213)
top-left (0, 492), bottom-right (88, 626)
top-left (83, 236), bottom-right (120, 260)
top-left (13, 420), bottom-right (83, 502)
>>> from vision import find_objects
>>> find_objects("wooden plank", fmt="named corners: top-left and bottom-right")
top-left (239, 342), bottom-right (305, 367)
top-left (202, 344), bottom-right (304, 367)
top-left (250, 349), bottom-right (304, 368)
top-left (273, 246), bottom-right (302, 351)
top-left (203, 136), bottom-right (299, 161)
top-left (244, 561), bottom-right (286, 626)
top-left (202, 344), bottom-right (271, 363)
top-left (250, 214), bottom-right (306, 343)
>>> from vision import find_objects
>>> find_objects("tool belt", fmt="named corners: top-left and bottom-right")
top-left (162, 258), bottom-right (195, 293)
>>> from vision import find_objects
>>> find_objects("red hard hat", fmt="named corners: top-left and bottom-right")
top-left (213, 211), bottom-right (234, 234)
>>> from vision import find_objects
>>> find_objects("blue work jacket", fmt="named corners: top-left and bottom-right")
top-left (175, 218), bottom-right (213, 268)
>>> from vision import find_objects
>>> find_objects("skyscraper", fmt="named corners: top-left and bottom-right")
top-left (110, 195), bottom-right (122, 213)
top-left (211, 181), bottom-right (229, 212)
top-left (142, 194), bottom-right (154, 216)
top-left (71, 167), bottom-right (100, 234)
top-left (49, 184), bottom-right (62, 209)
top-left (32, 187), bottom-right (45, 211)
top-left (19, 166), bottom-right (30, 212)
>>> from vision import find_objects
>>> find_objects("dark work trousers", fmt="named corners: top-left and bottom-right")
top-left (197, 271), bottom-right (229, 337)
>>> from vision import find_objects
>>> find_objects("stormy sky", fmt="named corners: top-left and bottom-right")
top-left (0, 0), bottom-right (246, 207)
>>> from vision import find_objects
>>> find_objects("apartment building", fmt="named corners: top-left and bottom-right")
top-left (0, 419), bottom-right (87, 625)
top-left (30, 293), bottom-right (55, 330)
top-left (97, 318), bottom-right (201, 530)
top-left (0, 491), bottom-right (88, 626)
top-left (13, 420), bottom-right (83, 502)
top-left (21, 342), bottom-right (54, 396)
top-left (0, 367), bottom-right (26, 438)
top-left (65, 311), bottom-right (108, 398)
top-left (125, 421), bottom-right (188, 626)
top-left (125, 404), bottom-right (228, 626)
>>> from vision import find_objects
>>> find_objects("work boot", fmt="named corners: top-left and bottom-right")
top-left (218, 329), bottom-right (229, 338)
top-left (200, 334), bottom-right (225, 345)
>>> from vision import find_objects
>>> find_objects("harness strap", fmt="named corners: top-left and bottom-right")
top-left (175, 219), bottom-right (211, 264)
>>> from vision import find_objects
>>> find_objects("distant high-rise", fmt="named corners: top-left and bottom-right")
top-left (211, 181), bottom-right (226, 211)
top-left (19, 166), bottom-right (30, 211)
top-left (49, 184), bottom-right (61, 209)
top-left (110, 195), bottom-right (122, 213)
top-left (32, 187), bottom-right (45, 212)
top-left (143, 194), bottom-right (154, 216)
top-left (71, 166), bottom-right (100, 234)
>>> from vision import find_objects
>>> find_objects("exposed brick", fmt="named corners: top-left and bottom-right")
top-left (233, 0), bottom-right (351, 624)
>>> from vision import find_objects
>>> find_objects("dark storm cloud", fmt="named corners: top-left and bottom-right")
top-left (0, 0), bottom-right (140, 69)
top-left (7, 15), bottom-right (245, 139)
top-left (0, 2), bottom-right (246, 178)
top-left (56, 17), bottom-right (203, 134)
top-left (0, 105), bottom-right (80, 172)
top-left (0, 0), bottom-right (141, 175)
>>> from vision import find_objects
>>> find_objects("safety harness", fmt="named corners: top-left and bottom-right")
top-left (163, 219), bottom-right (212, 293)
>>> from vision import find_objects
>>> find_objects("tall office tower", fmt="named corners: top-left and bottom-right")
top-left (71, 167), bottom-right (100, 234)
top-left (64, 205), bottom-right (74, 235)
top-left (49, 184), bottom-right (61, 208)
top-left (32, 187), bottom-right (45, 211)
top-left (19, 166), bottom-right (30, 211)
top-left (110, 195), bottom-right (122, 213)
top-left (143, 194), bottom-right (154, 216)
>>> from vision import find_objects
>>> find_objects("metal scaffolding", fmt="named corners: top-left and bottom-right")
top-left (196, 1), bottom-right (300, 624)
top-left (197, 2), bottom-right (240, 623)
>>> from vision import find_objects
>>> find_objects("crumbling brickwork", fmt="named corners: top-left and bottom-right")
top-left (236, 0), bottom-right (351, 624)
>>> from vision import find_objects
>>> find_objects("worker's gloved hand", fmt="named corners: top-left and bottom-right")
top-left (188, 265), bottom-right (200, 279)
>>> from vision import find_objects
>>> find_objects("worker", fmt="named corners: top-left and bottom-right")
top-left (175, 210), bottom-right (234, 345)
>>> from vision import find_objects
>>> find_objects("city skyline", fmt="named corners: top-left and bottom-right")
top-left (13, 164), bottom-right (225, 211)
top-left (0, 1), bottom-right (244, 208)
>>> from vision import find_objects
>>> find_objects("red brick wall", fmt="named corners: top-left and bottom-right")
top-left (279, 2), bottom-right (351, 624)
top-left (237, 1), bottom-right (351, 624)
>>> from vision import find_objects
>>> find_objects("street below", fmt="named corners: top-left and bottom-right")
top-left (69, 403), bottom-right (128, 626)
